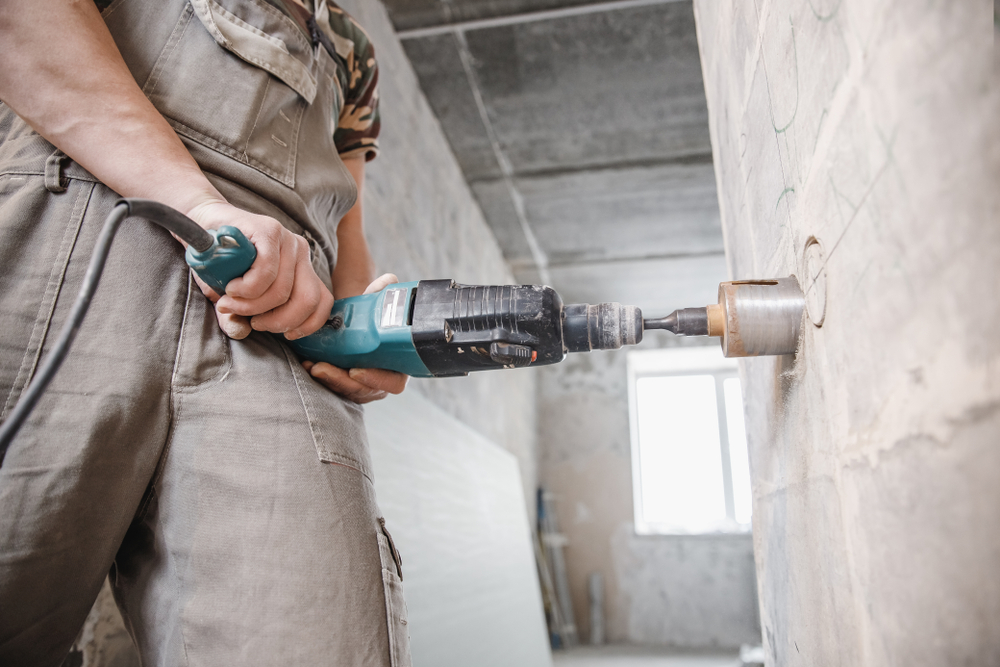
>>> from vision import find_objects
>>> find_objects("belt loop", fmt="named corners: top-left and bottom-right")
top-left (44, 150), bottom-right (70, 193)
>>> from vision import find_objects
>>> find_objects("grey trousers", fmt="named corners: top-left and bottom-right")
top-left (0, 130), bottom-right (410, 665)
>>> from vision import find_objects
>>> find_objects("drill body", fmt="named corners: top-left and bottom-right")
top-left (287, 280), bottom-right (648, 377)
top-left (182, 211), bottom-right (643, 377)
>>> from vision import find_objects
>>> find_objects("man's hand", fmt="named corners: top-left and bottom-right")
top-left (302, 273), bottom-right (409, 403)
top-left (0, 0), bottom-right (337, 345)
top-left (186, 200), bottom-right (335, 342)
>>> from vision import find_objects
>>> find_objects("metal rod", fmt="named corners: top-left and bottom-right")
top-left (643, 307), bottom-right (708, 336)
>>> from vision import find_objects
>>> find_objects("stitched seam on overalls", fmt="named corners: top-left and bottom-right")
top-left (150, 270), bottom-right (196, 667)
top-left (170, 272), bottom-right (233, 393)
top-left (134, 275), bottom-right (198, 526)
top-left (99, 0), bottom-right (131, 18)
top-left (0, 168), bottom-right (100, 183)
top-left (1, 182), bottom-right (92, 421)
top-left (131, 270), bottom-right (215, 667)
top-left (167, 118), bottom-right (295, 188)
top-left (235, 0), bottom-right (313, 53)
top-left (142, 3), bottom-right (195, 98)
top-left (145, 398), bottom-right (193, 667)
top-left (212, 3), bottom-right (289, 51)
top-left (242, 75), bottom-right (270, 159)
top-left (281, 344), bottom-right (372, 482)
top-left (282, 91), bottom-right (306, 180)
top-left (197, 3), bottom-right (316, 102)
top-left (140, 1), bottom-right (300, 186)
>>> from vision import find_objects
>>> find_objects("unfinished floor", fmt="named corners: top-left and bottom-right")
top-left (553, 646), bottom-right (741, 667)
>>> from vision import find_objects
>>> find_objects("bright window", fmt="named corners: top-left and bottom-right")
top-left (628, 347), bottom-right (752, 535)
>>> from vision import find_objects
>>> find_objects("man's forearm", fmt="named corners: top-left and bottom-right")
top-left (332, 156), bottom-right (376, 299)
top-left (0, 1), bottom-right (341, 342)
top-left (0, 0), bottom-right (222, 215)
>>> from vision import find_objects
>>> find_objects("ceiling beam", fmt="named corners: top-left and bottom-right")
top-left (396, 0), bottom-right (690, 40)
top-left (541, 250), bottom-right (725, 270)
top-left (467, 152), bottom-right (714, 183)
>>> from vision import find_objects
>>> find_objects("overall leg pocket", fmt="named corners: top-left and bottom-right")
top-left (0, 175), bottom-right (90, 419)
top-left (282, 343), bottom-right (375, 479)
top-left (377, 518), bottom-right (412, 667)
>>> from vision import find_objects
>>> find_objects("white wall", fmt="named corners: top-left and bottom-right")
top-left (366, 391), bottom-right (552, 667)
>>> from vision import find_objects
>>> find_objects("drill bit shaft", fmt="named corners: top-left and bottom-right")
top-left (643, 307), bottom-right (710, 336)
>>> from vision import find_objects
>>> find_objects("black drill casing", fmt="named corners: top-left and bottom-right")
top-left (411, 280), bottom-right (567, 376)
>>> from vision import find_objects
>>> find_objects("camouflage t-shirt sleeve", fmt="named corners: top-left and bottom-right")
top-left (324, 2), bottom-right (381, 162)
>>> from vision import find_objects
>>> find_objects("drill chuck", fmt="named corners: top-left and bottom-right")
top-left (563, 302), bottom-right (643, 352)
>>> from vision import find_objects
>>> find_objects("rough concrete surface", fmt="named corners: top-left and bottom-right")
top-left (539, 335), bottom-right (762, 649)
top-left (692, 0), bottom-right (1000, 664)
top-left (75, 1), bottom-right (540, 663)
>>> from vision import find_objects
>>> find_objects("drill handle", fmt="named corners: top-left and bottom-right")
top-left (120, 198), bottom-right (258, 297)
top-left (184, 226), bottom-right (257, 297)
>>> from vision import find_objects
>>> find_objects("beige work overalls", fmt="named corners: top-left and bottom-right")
top-left (0, 1), bottom-right (410, 664)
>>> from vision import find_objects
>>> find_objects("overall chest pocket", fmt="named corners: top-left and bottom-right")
top-left (139, 0), bottom-right (315, 188)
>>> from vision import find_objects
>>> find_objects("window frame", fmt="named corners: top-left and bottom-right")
top-left (627, 346), bottom-right (751, 536)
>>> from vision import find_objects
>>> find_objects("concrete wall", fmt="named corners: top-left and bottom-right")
top-left (538, 335), bottom-right (762, 649)
top-left (75, 2), bottom-right (540, 664)
top-left (693, 0), bottom-right (999, 665)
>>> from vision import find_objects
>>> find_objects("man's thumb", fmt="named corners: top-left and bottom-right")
top-left (215, 309), bottom-right (252, 340)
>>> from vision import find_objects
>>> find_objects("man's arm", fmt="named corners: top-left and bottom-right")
top-left (0, 1), bottom-right (332, 340)
top-left (332, 157), bottom-right (377, 299)
top-left (302, 155), bottom-right (408, 403)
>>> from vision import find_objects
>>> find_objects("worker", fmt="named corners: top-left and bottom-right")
top-left (0, 0), bottom-right (412, 664)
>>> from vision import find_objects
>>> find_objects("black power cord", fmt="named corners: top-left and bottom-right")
top-left (0, 199), bottom-right (214, 466)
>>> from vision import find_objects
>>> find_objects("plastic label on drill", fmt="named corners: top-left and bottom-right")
top-left (380, 288), bottom-right (407, 328)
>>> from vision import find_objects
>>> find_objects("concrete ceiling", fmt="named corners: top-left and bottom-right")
top-left (383, 0), bottom-right (727, 315)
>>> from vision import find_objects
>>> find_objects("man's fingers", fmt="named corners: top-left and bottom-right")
top-left (215, 309), bottom-right (252, 340)
top-left (194, 272), bottom-right (251, 339)
top-left (284, 284), bottom-right (334, 340)
top-left (308, 362), bottom-right (388, 404)
top-left (252, 240), bottom-right (332, 338)
top-left (348, 368), bottom-right (408, 395)
top-left (192, 271), bottom-right (221, 302)
top-left (363, 273), bottom-right (399, 295)
top-left (217, 231), bottom-right (298, 317)
top-left (309, 363), bottom-right (365, 393)
top-left (224, 222), bottom-right (282, 300)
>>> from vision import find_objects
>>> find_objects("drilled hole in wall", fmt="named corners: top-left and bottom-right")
top-left (802, 237), bottom-right (827, 327)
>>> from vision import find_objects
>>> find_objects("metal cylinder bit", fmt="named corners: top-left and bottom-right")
top-left (717, 277), bottom-right (805, 357)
